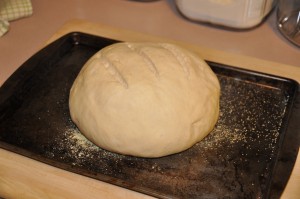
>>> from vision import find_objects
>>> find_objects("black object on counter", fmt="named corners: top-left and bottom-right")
top-left (0, 32), bottom-right (299, 199)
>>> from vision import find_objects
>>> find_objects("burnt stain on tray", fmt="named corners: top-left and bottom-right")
top-left (0, 32), bottom-right (299, 199)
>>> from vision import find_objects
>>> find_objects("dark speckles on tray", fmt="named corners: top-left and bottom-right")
top-left (29, 73), bottom-right (291, 199)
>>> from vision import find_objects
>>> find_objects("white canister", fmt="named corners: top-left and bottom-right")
top-left (175, 0), bottom-right (277, 29)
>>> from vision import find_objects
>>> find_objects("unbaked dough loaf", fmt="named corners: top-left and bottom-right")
top-left (69, 42), bottom-right (220, 158)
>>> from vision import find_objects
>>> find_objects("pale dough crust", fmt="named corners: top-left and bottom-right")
top-left (69, 42), bottom-right (220, 158)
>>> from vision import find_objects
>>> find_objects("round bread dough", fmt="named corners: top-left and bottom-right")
top-left (69, 42), bottom-right (220, 158)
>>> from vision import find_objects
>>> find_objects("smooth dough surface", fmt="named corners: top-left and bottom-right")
top-left (69, 42), bottom-right (220, 158)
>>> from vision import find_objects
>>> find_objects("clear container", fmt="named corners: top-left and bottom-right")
top-left (175, 0), bottom-right (277, 29)
top-left (277, 0), bottom-right (300, 47)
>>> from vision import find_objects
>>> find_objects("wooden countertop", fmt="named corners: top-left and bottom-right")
top-left (0, 1), bottom-right (299, 198)
top-left (1, 0), bottom-right (300, 85)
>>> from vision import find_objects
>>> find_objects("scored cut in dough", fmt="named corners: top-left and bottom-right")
top-left (69, 42), bottom-right (220, 158)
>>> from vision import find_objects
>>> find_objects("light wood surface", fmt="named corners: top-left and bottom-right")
top-left (0, 19), bottom-right (300, 199)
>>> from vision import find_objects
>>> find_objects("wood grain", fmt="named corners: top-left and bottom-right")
top-left (1, 19), bottom-right (299, 199)
top-left (0, 149), bottom-right (153, 199)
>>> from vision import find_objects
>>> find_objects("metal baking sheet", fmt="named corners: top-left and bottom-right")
top-left (0, 32), bottom-right (299, 199)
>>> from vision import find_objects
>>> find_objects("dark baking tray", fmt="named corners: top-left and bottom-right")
top-left (0, 32), bottom-right (299, 199)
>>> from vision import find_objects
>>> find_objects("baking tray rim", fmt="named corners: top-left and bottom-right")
top-left (0, 32), bottom-right (299, 199)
